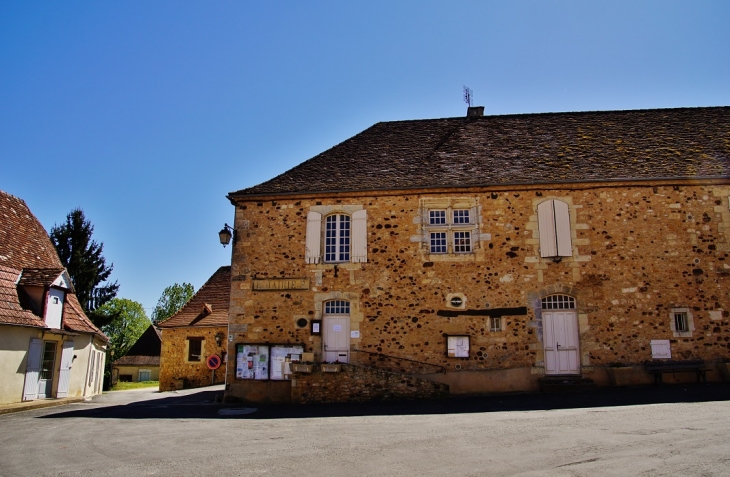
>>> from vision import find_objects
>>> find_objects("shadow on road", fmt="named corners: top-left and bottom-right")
top-left (41, 383), bottom-right (730, 420)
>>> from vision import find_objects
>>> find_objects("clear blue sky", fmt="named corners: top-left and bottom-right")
top-left (1, 1), bottom-right (728, 314)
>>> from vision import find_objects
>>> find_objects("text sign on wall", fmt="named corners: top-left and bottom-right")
top-left (252, 278), bottom-right (310, 291)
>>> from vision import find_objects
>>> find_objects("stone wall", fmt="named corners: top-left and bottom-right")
top-left (159, 326), bottom-right (227, 391)
top-left (226, 182), bottom-right (730, 398)
top-left (290, 363), bottom-right (449, 404)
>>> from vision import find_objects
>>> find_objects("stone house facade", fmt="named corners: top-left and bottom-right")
top-left (158, 266), bottom-right (229, 391)
top-left (224, 106), bottom-right (730, 403)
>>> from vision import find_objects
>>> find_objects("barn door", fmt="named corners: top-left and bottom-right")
top-left (22, 338), bottom-right (43, 401)
top-left (56, 341), bottom-right (75, 398)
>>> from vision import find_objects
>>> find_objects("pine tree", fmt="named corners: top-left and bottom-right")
top-left (50, 208), bottom-right (119, 327)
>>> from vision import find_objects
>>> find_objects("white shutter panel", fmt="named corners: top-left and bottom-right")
top-left (56, 341), bottom-right (74, 398)
top-left (553, 200), bottom-right (572, 257)
top-left (537, 200), bottom-right (557, 258)
top-left (650, 340), bottom-right (672, 359)
top-left (305, 212), bottom-right (322, 264)
top-left (351, 209), bottom-right (367, 263)
top-left (23, 339), bottom-right (43, 401)
top-left (469, 207), bottom-right (477, 224)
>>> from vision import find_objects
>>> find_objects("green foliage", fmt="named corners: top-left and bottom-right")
top-left (151, 282), bottom-right (194, 323)
top-left (98, 298), bottom-right (150, 358)
top-left (50, 208), bottom-right (119, 327)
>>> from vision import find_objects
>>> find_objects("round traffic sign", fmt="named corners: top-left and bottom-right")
top-left (206, 354), bottom-right (222, 370)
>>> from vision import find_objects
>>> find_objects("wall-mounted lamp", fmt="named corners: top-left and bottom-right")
top-left (215, 332), bottom-right (225, 347)
top-left (219, 224), bottom-right (236, 247)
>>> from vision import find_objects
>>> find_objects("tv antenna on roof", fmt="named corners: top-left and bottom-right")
top-left (463, 86), bottom-right (473, 107)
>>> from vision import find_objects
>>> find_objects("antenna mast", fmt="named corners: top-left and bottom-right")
top-left (463, 86), bottom-right (473, 107)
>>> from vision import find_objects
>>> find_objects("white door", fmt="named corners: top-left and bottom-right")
top-left (323, 316), bottom-right (350, 363)
top-left (23, 339), bottom-right (43, 401)
top-left (543, 311), bottom-right (580, 375)
top-left (56, 341), bottom-right (74, 398)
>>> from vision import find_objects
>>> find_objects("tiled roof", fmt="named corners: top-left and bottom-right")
top-left (18, 268), bottom-right (65, 288)
top-left (116, 325), bottom-right (161, 361)
top-left (229, 107), bottom-right (730, 199)
top-left (157, 266), bottom-right (230, 328)
top-left (0, 190), bottom-right (107, 341)
top-left (0, 191), bottom-right (63, 270)
top-left (0, 265), bottom-right (47, 328)
top-left (113, 355), bottom-right (160, 366)
top-left (63, 293), bottom-right (107, 340)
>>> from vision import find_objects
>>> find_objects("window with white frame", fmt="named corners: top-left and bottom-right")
top-left (426, 208), bottom-right (476, 254)
top-left (306, 209), bottom-right (367, 264)
top-left (669, 308), bottom-right (694, 337)
top-left (489, 316), bottom-right (502, 332)
top-left (537, 199), bottom-right (573, 259)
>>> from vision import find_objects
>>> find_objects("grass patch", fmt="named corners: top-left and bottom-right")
top-left (111, 381), bottom-right (159, 391)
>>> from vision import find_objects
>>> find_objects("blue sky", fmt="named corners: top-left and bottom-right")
top-left (1, 1), bottom-right (728, 314)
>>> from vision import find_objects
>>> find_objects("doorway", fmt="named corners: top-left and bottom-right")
top-left (323, 300), bottom-right (350, 363)
top-left (542, 295), bottom-right (580, 375)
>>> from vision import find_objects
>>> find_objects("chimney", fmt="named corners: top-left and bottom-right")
top-left (466, 106), bottom-right (484, 117)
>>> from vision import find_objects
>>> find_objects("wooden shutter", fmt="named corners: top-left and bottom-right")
top-left (56, 341), bottom-right (74, 398)
top-left (23, 339), bottom-right (43, 401)
top-left (537, 200), bottom-right (557, 258)
top-left (650, 340), bottom-right (672, 359)
top-left (351, 209), bottom-right (367, 263)
top-left (305, 211), bottom-right (322, 264)
top-left (553, 200), bottom-right (572, 257)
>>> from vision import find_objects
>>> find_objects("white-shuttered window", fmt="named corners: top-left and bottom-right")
top-left (537, 199), bottom-right (572, 258)
top-left (305, 209), bottom-right (367, 264)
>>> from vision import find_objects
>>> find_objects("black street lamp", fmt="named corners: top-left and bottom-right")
top-left (219, 224), bottom-right (235, 247)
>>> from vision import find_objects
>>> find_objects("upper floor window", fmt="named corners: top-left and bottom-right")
top-left (427, 208), bottom-right (474, 254)
top-left (305, 209), bottom-right (367, 264)
top-left (541, 294), bottom-right (576, 310)
top-left (537, 199), bottom-right (572, 258)
top-left (325, 214), bottom-right (350, 262)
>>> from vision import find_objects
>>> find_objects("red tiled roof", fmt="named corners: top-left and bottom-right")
top-left (229, 106), bottom-right (730, 199)
top-left (0, 191), bottom-right (63, 270)
top-left (157, 266), bottom-right (230, 328)
top-left (0, 264), bottom-right (47, 328)
top-left (0, 190), bottom-right (107, 341)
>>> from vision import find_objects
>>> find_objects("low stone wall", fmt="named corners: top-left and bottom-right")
top-left (290, 363), bottom-right (449, 404)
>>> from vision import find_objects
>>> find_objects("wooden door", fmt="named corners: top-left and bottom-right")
top-left (543, 311), bottom-right (580, 375)
top-left (323, 316), bottom-right (350, 363)
top-left (56, 341), bottom-right (74, 398)
top-left (23, 339), bottom-right (43, 401)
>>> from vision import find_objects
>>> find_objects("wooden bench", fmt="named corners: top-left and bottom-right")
top-left (644, 360), bottom-right (710, 385)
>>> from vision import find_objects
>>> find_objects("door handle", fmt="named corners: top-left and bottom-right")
top-left (556, 342), bottom-right (561, 349)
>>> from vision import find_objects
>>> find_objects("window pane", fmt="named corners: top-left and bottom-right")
top-left (325, 300), bottom-right (350, 314)
top-left (325, 215), bottom-right (350, 262)
top-left (541, 294), bottom-right (576, 310)
top-left (40, 342), bottom-right (56, 380)
top-left (429, 210), bottom-right (446, 225)
top-left (430, 232), bottom-right (447, 253)
top-left (453, 209), bottom-right (470, 224)
top-left (453, 231), bottom-right (471, 253)
top-left (188, 339), bottom-right (202, 361)
top-left (674, 313), bottom-right (688, 332)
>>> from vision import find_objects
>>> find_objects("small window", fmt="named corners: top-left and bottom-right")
top-left (138, 369), bottom-right (151, 382)
top-left (429, 210), bottom-right (446, 225)
top-left (541, 294), bottom-right (576, 310)
top-left (430, 232), bottom-right (447, 253)
top-left (452, 209), bottom-right (470, 224)
top-left (490, 317), bottom-right (502, 332)
top-left (453, 231), bottom-right (472, 253)
top-left (674, 312), bottom-right (688, 332)
top-left (325, 300), bottom-right (350, 314)
top-left (669, 307), bottom-right (694, 337)
top-left (188, 338), bottom-right (202, 362)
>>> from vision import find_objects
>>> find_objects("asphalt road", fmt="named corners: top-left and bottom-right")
top-left (1, 383), bottom-right (730, 476)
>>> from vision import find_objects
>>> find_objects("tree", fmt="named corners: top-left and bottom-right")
top-left (50, 208), bottom-right (119, 327)
top-left (98, 298), bottom-right (150, 358)
top-left (151, 283), bottom-right (194, 323)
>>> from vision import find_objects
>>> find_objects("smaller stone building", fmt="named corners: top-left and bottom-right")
top-left (112, 325), bottom-right (161, 382)
top-left (158, 266), bottom-right (229, 391)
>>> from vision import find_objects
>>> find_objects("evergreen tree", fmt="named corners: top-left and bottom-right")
top-left (151, 282), bottom-right (194, 323)
top-left (50, 208), bottom-right (119, 327)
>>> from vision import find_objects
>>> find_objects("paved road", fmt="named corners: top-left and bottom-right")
top-left (1, 384), bottom-right (730, 476)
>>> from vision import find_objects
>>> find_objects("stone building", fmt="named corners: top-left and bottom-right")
top-left (112, 325), bottom-right (161, 383)
top-left (223, 106), bottom-right (730, 403)
top-left (158, 266), bottom-right (229, 391)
